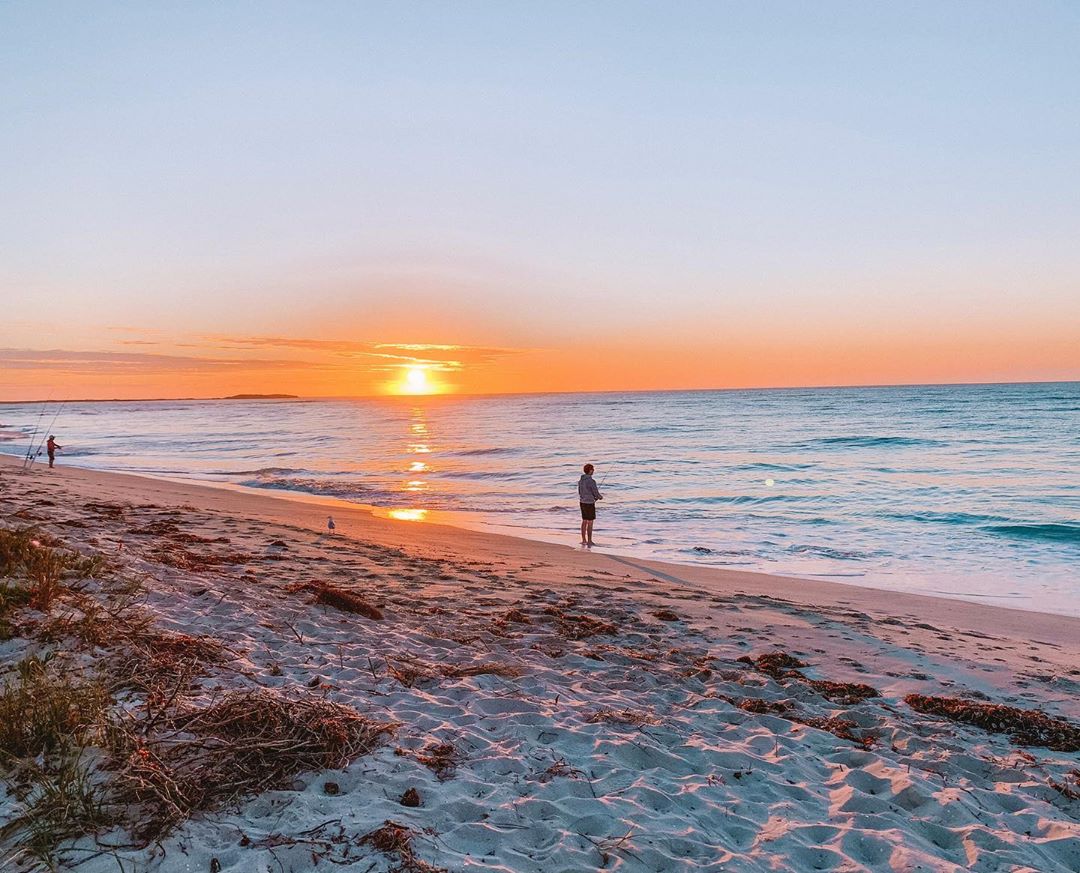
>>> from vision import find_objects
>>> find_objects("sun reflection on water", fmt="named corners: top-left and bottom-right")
top-left (388, 508), bottom-right (428, 522)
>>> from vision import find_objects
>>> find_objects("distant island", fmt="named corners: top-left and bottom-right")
top-left (222, 394), bottom-right (299, 400)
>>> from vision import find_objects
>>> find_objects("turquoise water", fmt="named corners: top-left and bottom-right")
top-left (2, 383), bottom-right (1078, 615)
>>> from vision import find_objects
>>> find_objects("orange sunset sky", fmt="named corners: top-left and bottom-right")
top-left (2, 5), bottom-right (1078, 400)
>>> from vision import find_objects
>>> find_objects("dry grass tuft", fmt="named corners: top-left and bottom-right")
top-left (0, 750), bottom-right (115, 867)
top-left (905, 694), bottom-right (1080, 752)
top-left (0, 526), bottom-right (40, 576)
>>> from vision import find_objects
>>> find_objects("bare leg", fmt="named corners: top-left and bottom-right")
top-left (586, 519), bottom-right (595, 545)
top-left (580, 519), bottom-right (588, 544)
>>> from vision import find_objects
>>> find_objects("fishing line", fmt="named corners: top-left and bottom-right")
top-left (598, 464), bottom-right (614, 488)
top-left (22, 399), bottom-right (50, 469)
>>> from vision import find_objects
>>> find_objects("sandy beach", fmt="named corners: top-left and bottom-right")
top-left (1, 454), bottom-right (1078, 872)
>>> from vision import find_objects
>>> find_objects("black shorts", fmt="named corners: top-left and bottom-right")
top-left (580, 502), bottom-right (596, 521)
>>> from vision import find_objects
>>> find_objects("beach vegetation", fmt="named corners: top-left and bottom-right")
top-left (0, 656), bottom-right (115, 867)
top-left (0, 581), bottom-right (31, 640)
top-left (0, 525), bottom-right (109, 614)
top-left (0, 655), bottom-right (110, 762)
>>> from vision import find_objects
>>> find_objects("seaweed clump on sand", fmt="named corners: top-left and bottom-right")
top-left (414, 741), bottom-right (462, 781)
top-left (905, 694), bottom-right (1080, 752)
top-left (740, 652), bottom-right (879, 704)
top-left (361, 821), bottom-right (447, 873)
top-left (542, 605), bottom-right (616, 640)
top-left (586, 708), bottom-right (660, 727)
top-left (288, 581), bottom-right (384, 620)
top-left (740, 652), bottom-right (806, 678)
top-left (147, 542), bottom-right (252, 571)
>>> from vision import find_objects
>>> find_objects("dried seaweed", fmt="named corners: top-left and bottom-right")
top-left (586, 708), bottom-right (660, 727)
top-left (147, 542), bottom-right (252, 571)
top-left (113, 690), bottom-right (393, 840)
top-left (542, 606), bottom-right (616, 640)
top-left (905, 694), bottom-right (1080, 752)
top-left (288, 581), bottom-right (384, 620)
top-left (740, 652), bottom-right (879, 704)
top-left (360, 821), bottom-right (447, 873)
top-left (415, 741), bottom-right (462, 781)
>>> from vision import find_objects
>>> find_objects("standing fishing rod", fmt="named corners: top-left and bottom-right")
top-left (22, 400), bottom-right (50, 469)
top-left (26, 401), bottom-right (64, 471)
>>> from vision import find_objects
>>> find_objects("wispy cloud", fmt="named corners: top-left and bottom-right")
top-left (0, 348), bottom-right (328, 376)
top-left (204, 336), bottom-right (526, 371)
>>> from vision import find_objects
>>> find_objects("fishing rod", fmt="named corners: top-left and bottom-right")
top-left (27, 402), bottom-right (65, 471)
top-left (598, 464), bottom-right (614, 489)
top-left (22, 400), bottom-right (50, 469)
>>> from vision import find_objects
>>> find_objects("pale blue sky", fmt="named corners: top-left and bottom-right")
top-left (2, 2), bottom-right (1078, 379)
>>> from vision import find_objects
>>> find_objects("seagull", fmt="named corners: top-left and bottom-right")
top-left (327, 516), bottom-right (336, 535)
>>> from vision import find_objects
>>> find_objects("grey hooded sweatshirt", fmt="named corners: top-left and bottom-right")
top-left (578, 474), bottom-right (602, 504)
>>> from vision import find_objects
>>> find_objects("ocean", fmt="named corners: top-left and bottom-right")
top-left (2, 382), bottom-right (1078, 615)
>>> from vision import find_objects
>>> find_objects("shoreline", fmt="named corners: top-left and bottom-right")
top-left (2, 453), bottom-right (1078, 630)
top-left (2, 452), bottom-right (1079, 871)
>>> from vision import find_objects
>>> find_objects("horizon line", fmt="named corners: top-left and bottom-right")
top-left (1, 377), bottom-right (1077, 406)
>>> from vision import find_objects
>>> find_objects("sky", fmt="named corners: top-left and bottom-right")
top-left (2, 1), bottom-right (1078, 399)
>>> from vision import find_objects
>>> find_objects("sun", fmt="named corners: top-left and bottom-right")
top-left (387, 364), bottom-right (448, 395)
top-left (393, 365), bottom-right (440, 395)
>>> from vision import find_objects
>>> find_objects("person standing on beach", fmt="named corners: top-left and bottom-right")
top-left (578, 463), bottom-right (602, 546)
top-left (46, 435), bottom-right (62, 468)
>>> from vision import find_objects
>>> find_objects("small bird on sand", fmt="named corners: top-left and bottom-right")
top-left (327, 516), bottom-right (336, 534)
